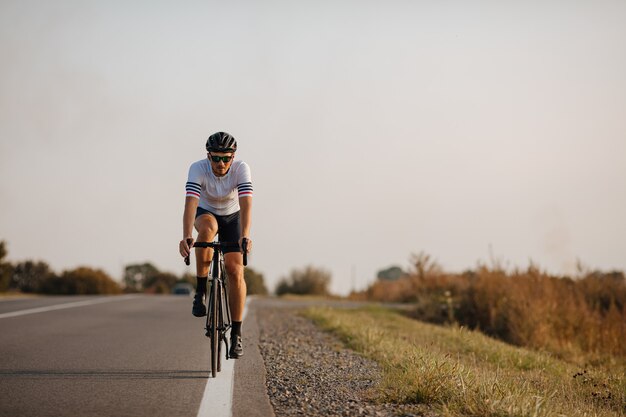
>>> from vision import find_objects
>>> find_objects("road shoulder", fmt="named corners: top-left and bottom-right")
top-left (233, 297), bottom-right (276, 417)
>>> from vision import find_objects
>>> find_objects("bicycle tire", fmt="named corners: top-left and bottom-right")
top-left (217, 333), bottom-right (222, 372)
top-left (217, 282), bottom-right (223, 372)
top-left (221, 258), bottom-right (232, 327)
top-left (210, 279), bottom-right (219, 378)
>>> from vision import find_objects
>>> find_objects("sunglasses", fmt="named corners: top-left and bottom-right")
top-left (209, 155), bottom-right (234, 163)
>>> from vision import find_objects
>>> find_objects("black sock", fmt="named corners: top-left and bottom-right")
top-left (196, 276), bottom-right (207, 295)
top-left (231, 321), bottom-right (242, 337)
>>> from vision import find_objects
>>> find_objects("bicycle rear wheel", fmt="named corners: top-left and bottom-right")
top-left (210, 280), bottom-right (219, 378)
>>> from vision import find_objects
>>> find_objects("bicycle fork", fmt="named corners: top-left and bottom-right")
top-left (204, 273), bottom-right (233, 360)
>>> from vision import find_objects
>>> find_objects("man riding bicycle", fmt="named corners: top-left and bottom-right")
top-left (178, 132), bottom-right (252, 359)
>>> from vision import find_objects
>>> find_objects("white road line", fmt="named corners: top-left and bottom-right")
top-left (0, 295), bottom-right (139, 319)
top-left (196, 297), bottom-right (251, 417)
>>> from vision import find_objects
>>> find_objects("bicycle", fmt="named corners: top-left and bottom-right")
top-left (184, 238), bottom-right (248, 378)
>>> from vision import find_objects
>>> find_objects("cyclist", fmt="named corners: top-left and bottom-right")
top-left (179, 131), bottom-right (252, 359)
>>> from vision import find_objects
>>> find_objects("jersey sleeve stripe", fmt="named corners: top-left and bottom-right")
top-left (237, 181), bottom-right (253, 197)
top-left (185, 181), bottom-right (201, 199)
top-left (186, 182), bottom-right (201, 192)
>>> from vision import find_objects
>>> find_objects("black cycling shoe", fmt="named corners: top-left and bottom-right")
top-left (229, 335), bottom-right (243, 359)
top-left (192, 293), bottom-right (206, 317)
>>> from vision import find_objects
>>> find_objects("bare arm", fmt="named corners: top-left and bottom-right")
top-left (179, 197), bottom-right (199, 257)
top-left (239, 196), bottom-right (252, 252)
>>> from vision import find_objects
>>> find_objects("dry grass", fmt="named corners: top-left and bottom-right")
top-left (305, 306), bottom-right (626, 417)
top-left (0, 292), bottom-right (40, 299)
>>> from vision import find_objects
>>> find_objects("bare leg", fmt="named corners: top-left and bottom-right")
top-left (194, 215), bottom-right (218, 278)
top-left (224, 252), bottom-right (246, 321)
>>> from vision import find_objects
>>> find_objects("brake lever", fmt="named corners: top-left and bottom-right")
top-left (241, 238), bottom-right (248, 267)
top-left (184, 238), bottom-right (193, 265)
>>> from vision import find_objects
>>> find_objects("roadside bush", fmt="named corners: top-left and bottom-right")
top-left (143, 271), bottom-right (178, 294)
top-left (178, 272), bottom-right (196, 287)
top-left (359, 254), bottom-right (626, 361)
top-left (11, 260), bottom-right (56, 293)
top-left (244, 267), bottom-right (268, 295)
top-left (366, 277), bottom-right (416, 303)
top-left (0, 241), bottom-right (13, 292)
top-left (275, 265), bottom-right (331, 296)
top-left (42, 267), bottom-right (122, 295)
top-left (452, 266), bottom-right (626, 359)
top-left (0, 263), bottom-right (11, 292)
top-left (578, 270), bottom-right (625, 312)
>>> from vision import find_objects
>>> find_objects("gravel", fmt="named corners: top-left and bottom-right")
top-left (257, 306), bottom-right (438, 417)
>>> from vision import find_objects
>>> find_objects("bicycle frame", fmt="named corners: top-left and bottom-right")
top-left (206, 247), bottom-right (232, 365)
top-left (184, 238), bottom-right (247, 377)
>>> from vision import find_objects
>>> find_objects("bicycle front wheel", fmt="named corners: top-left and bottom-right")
top-left (210, 280), bottom-right (219, 378)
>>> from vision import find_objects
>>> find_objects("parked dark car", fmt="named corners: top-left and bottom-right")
top-left (172, 283), bottom-right (194, 295)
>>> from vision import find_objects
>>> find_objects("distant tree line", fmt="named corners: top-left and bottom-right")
top-left (0, 242), bottom-right (14, 292)
top-left (123, 261), bottom-right (268, 295)
top-left (0, 240), bottom-right (268, 296)
top-left (0, 241), bottom-right (122, 295)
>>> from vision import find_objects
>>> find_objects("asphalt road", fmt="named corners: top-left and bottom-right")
top-left (0, 295), bottom-right (226, 417)
top-left (0, 295), bottom-right (367, 417)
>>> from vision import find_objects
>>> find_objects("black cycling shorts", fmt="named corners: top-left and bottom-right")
top-left (195, 207), bottom-right (241, 254)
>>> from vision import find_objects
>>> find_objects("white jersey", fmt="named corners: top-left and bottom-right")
top-left (185, 159), bottom-right (253, 216)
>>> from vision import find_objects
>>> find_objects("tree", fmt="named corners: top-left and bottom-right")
top-left (410, 251), bottom-right (442, 280)
top-left (275, 265), bottom-right (331, 296)
top-left (42, 267), bottom-right (121, 295)
top-left (11, 260), bottom-right (55, 293)
top-left (244, 267), bottom-right (268, 295)
top-left (0, 241), bottom-right (13, 292)
top-left (376, 265), bottom-right (405, 281)
top-left (178, 272), bottom-right (196, 286)
top-left (143, 271), bottom-right (178, 294)
top-left (123, 262), bottom-right (159, 292)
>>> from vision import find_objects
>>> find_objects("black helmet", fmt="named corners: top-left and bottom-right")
top-left (206, 132), bottom-right (237, 152)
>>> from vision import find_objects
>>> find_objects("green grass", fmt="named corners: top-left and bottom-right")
top-left (303, 305), bottom-right (625, 417)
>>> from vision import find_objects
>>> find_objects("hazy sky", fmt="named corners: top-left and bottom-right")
top-left (1, 0), bottom-right (625, 295)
